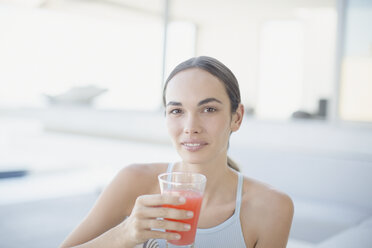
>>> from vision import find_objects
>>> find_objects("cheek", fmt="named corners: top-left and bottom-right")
top-left (207, 116), bottom-right (231, 136)
top-left (166, 118), bottom-right (181, 137)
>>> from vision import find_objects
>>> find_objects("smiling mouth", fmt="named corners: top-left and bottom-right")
top-left (181, 142), bottom-right (207, 151)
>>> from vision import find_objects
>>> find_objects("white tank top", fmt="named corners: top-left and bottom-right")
top-left (145, 163), bottom-right (247, 248)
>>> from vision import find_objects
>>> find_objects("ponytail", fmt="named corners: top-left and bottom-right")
top-left (227, 156), bottom-right (240, 172)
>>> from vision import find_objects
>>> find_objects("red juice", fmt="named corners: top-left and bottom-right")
top-left (163, 190), bottom-right (203, 245)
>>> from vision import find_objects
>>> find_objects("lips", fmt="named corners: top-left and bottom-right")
top-left (181, 141), bottom-right (208, 152)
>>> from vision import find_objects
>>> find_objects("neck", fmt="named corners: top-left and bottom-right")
top-left (176, 157), bottom-right (238, 206)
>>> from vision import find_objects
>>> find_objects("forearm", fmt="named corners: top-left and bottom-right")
top-left (60, 221), bottom-right (134, 248)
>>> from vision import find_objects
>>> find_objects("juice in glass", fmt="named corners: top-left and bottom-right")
top-left (158, 172), bottom-right (206, 247)
top-left (163, 190), bottom-right (203, 245)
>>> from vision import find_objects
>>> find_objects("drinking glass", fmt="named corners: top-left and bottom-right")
top-left (158, 172), bottom-right (206, 248)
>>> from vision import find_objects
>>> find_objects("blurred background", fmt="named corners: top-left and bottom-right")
top-left (0, 0), bottom-right (371, 247)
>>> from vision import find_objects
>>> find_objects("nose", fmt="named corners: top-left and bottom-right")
top-left (183, 113), bottom-right (201, 134)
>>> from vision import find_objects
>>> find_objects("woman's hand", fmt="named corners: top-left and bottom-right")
top-left (120, 194), bottom-right (194, 247)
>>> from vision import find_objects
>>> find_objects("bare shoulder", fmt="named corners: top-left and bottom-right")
top-left (115, 162), bottom-right (169, 195)
top-left (118, 162), bottom-right (168, 181)
top-left (242, 177), bottom-right (294, 213)
top-left (90, 162), bottom-right (168, 217)
top-left (240, 177), bottom-right (294, 247)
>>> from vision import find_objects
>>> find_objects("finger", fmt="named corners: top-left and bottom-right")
top-left (146, 219), bottom-right (191, 232)
top-left (143, 229), bottom-right (182, 241)
top-left (136, 194), bottom-right (186, 207)
top-left (139, 206), bottom-right (194, 220)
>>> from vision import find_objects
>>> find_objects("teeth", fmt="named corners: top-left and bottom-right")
top-left (184, 143), bottom-right (201, 147)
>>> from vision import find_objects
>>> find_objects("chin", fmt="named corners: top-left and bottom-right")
top-left (178, 151), bottom-right (211, 165)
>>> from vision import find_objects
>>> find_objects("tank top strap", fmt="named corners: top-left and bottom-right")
top-left (235, 173), bottom-right (244, 216)
top-left (166, 162), bottom-right (175, 173)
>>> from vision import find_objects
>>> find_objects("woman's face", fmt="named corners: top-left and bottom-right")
top-left (165, 68), bottom-right (242, 165)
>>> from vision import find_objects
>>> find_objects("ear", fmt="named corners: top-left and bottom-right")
top-left (231, 104), bottom-right (244, 132)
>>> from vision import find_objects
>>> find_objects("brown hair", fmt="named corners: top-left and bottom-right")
top-left (162, 56), bottom-right (241, 172)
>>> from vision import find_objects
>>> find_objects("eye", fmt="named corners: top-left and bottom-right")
top-left (204, 107), bottom-right (217, 113)
top-left (169, 108), bottom-right (183, 115)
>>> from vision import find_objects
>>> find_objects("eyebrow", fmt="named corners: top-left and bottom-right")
top-left (197, 97), bottom-right (222, 106)
top-left (166, 101), bottom-right (182, 107)
top-left (166, 97), bottom-right (222, 107)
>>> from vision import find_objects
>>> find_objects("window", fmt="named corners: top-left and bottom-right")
top-left (256, 20), bottom-right (304, 119)
top-left (339, 0), bottom-right (372, 122)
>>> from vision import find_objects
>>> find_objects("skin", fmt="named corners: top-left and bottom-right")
top-left (60, 68), bottom-right (294, 248)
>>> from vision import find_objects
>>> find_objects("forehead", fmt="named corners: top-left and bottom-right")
top-left (165, 68), bottom-right (228, 103)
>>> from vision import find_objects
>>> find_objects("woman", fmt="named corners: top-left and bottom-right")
top-left (60, 56), bottom-right (294, 248)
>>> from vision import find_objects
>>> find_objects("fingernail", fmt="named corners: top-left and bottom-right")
top-left (179, 197), bottom-right (186, 203)
top-left (184, 224), bottom-right (191, 230)
top-left (187, 211), bottom-right (193, 217)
